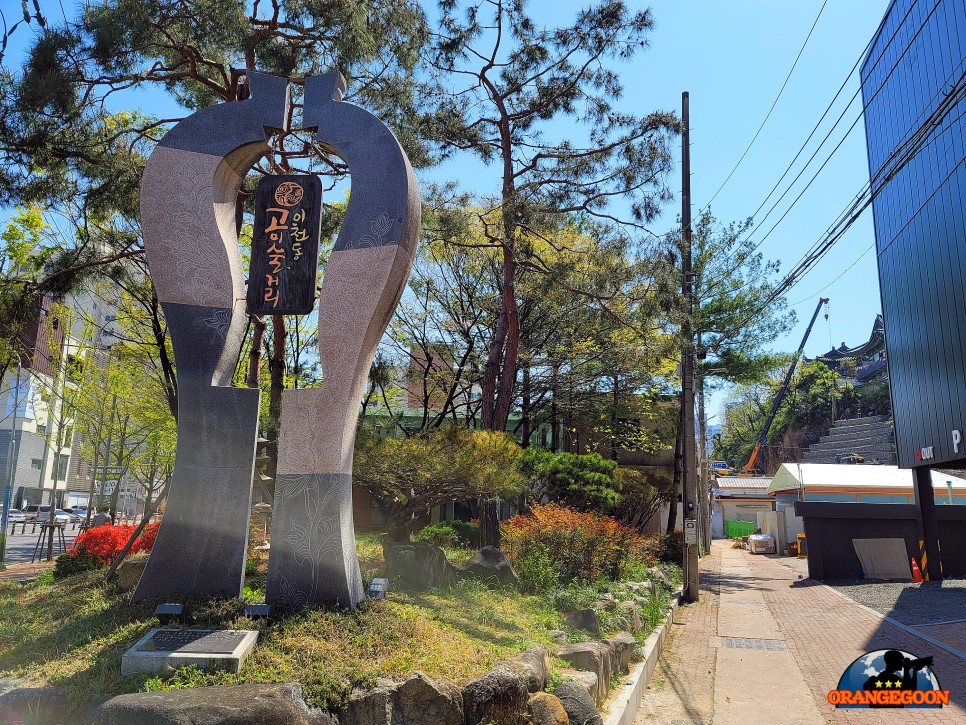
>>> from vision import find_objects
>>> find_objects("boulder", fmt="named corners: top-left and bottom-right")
top-left (341, 672), bottom-right (462, 725)
top-left (616, 602), bottom-right (642, 633)
top-left (457, 546), bottom-right (519, 587)
top-left (83, 683), bottom-right (335, 725)
top-left (0, 685), bottom-right (68, 725)
top-left (559, 669), bottom-right (599, 703)
top-left (383, 542), bottom-right (456, 591)
top-left (563, 609), bottom-right (600, 635)
top-left (115, 558), bottom-right (148, 592)
top-left (609, 632), bottom-right (637, 672)
top-left (554, 680), bottom-right (603, 725)
top-left (462, 663), bottom-right (529, 725)
top-left (390, 672), bottom-right (463, 725)
top-left (647, 567), bottom-right (672, 591)
top-left (341, 679), bottom-right (394, 725)
top-left (503, 648), bottom-right (550, 693)
top-left (527, 692), bottom-right (569, 725)
top-left (557, 643), bottom-right (610, 701)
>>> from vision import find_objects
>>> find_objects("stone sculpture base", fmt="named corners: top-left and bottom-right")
top-left (131, 383), bottom-right (260, 602)
top-left (266, 473), bottom-right (365, 610)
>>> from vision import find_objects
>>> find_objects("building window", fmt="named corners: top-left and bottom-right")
top-left (55, 454), bottom-right (69, 481)
top-left (36, 423), bottom-right (47, 436)
top-left (31, 459), bottom-right (42, 470)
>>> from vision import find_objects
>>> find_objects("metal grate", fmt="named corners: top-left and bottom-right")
top-left (721, 637), bottom-right (788, 651)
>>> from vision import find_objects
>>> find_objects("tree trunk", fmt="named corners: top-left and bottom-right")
top-left (610, 373), bottom-right (619, 461)
top-left (478, 496), bottom-right (500, 548)
top-left (697, 372), bottom-right (711, 549)
top-left (266, 315), bottom-right (286, 471)
top-left (666, 425), bottom-right (683, 533)
top-left (247, 315), bottom-right (266, 388)
top-left (520, 365), bottom-right (531, 448)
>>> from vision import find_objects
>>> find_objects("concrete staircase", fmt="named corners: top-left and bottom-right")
top-left (801, 415), bottom-right (896, 464)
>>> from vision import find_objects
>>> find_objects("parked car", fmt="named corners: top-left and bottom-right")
top-left (22, 504), bottom-right (42, 520)
top-left (3, 509), bottom-right (27, 523)
top-left (52, 510), bottom-right (71, 525)
top-left (61, 507), bottom-right (83, 522)
top-left (71, 508), bottom-right (88, 522)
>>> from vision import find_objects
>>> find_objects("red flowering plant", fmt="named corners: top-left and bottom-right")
top-left (55, 522), bottom-right (160, 578)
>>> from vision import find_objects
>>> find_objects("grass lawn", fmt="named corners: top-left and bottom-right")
top-left (0, 534), bottom-right (677, 712)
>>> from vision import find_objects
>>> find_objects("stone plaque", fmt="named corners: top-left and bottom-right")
top-left (121, 628), bottom-right (259, 676)
top-left (246, 174), bottom-right (323, 315)
top-left (137, 629), bottom-right (248, 654)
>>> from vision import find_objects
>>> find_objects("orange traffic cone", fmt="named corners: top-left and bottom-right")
top-left (911, 557), bottom-right (924, 583)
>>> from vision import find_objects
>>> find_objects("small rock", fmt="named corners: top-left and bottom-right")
top-left (457, 546), bottom-right (519, 587)
top-left (616, 602), bottom-right (642, 633)
top-left (564, 608), bottom-right (600, 635)
top-left (462, 663), bottom-right (529, 725)
top-left (594, 597), bottom-right (617, 612)
top-left (609, 632), bottom-right (637, 671)
top-left (554, 680), bottom-right (603, 725)
top-left (647, 567), bottom-right (672, 591)
top-left (549, 629), bottom-right (569, 644)
top-left (115, 558), bottom-right (148, 592)
top-left (527, 692), bottom-right (569, 725)
top-left (342, 678), bottom-right (394, 725)
top-left (383, 542), bottom-right (456, 591)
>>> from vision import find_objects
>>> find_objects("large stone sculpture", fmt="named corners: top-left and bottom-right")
top-left (266, 73), bottom-right (420, 609)
top-left (134, 74), bottom-right (290, 602)
top-left (135, 71), bottom-right (419, 610)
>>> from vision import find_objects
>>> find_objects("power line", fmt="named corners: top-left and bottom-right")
top-left (701, 0), bottom-right (828, 212)
top-left (722, 66), bottom-right (966, 338)
top-left (702, 0), bottom-right (946, 283)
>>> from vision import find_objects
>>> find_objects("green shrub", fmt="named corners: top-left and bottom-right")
top-left (657, 531), bottom-right (683, 564)
top-left (53, 550), bottom-right (103, 578)
top-left (514, 542), bottom-right (560, 593)
top-left (519, 448), bottom-right (622, 512)
top-left (414, 520), bottom-right (481, 549)
top-left (414, 522), bottom-right (459, 548)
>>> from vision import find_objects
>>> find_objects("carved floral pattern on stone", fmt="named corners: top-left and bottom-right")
top-left (271, 473), bottom-right (361, 606)
top-left (358, 212), bottom-right (394, 248)
top-left (203, 308), bottom-right (232, 339)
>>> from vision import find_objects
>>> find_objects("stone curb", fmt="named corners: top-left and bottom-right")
top-left (601, 590), bottom-right (682, 725)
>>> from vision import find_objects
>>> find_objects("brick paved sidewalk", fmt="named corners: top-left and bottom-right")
top-left (635, 543), bottom-right (966, 724)
top-left (634, 545), bottom-right (719, 725)
top-left (751, 552), bottom-right (966, 723)
top-left (0, 561), bottom-right (54, 582)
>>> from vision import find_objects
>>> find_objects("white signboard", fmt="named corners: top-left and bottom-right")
top-left (684, 519), bottom-right (698, 545)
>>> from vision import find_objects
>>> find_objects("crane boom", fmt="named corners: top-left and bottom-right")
top-left (741, 297), bottom-right (829, 474)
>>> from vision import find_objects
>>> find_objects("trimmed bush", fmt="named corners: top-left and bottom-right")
top-left (502, 503), bottom-right (652, 585)
top-left (62, 522), bottom-right (160, 567)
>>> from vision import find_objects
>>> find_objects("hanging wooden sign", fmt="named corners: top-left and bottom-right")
top-left (246, 175), bottom-right (323, 315)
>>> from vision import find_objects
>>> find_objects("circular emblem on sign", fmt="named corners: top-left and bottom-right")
top-left (274, 182), bottom-right (304, 207)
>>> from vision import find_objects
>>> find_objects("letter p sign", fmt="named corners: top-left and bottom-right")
top-left (953, 429), bottom-right (962, 454)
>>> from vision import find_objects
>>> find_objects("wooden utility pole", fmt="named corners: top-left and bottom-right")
top-left (681, 91), bottom-right (700, 602)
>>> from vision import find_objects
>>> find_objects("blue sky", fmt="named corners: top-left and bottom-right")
top-left (442, 0), bottom-right (889, 422)
top-left (3, 0), bottom-right (892, 424)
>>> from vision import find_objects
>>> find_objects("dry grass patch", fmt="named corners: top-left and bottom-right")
top-left (0, 538), bottom-right (568, 712)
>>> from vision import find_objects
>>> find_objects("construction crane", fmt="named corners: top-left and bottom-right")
top-left (738, 297), bottom-right (830, 475)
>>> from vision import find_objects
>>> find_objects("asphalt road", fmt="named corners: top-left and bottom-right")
top-left (1, 523), bottom-right (82, 565)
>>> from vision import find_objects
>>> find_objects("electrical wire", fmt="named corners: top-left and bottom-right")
top-left (702, 0), bottom-right (948, 284)
top-left (701, 0), bottom-right (829, 212)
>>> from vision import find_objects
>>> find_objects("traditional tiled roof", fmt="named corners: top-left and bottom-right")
top-left (812, 314), bottom-right (885, 363)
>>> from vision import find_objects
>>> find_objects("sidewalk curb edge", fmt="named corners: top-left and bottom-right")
top-left (602, 589), bottom-right (683, 725)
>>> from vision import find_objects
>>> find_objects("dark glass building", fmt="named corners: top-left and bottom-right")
top-left (862, 0), bottom-right (966, 469)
